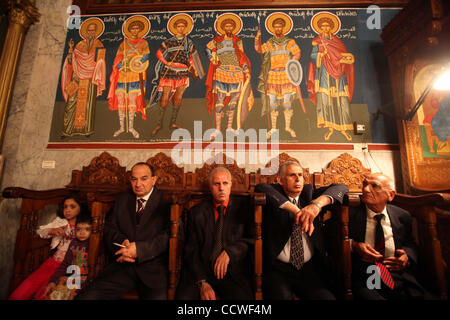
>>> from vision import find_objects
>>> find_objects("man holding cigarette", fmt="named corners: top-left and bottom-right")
top-left (76, 162), bottom-right (171, 299)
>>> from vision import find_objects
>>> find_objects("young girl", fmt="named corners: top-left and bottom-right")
top-left (8, 194), bottom-right (89, 300)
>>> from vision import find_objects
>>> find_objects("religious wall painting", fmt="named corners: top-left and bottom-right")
top-left (60, 17), bottom-right (106, 137)
top-left (49, 8), bottom-right (399, 145)
top-left (108, 15), bottom-right (151, 139)
top-left (206, 12), bottom-right (254, 141)
top-left (415, 64), bottom-right (450, 157)
top-left (255, 12), bottom-right (301, 140)
top-left (307, 12), bottom-right (355, 142)
top-left (149, 13), bottom-right (203, 138)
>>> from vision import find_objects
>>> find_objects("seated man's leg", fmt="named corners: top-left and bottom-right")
top-left (293, 260), bottom-right (336, 300)
top-left (353, 286), bottom-right (386, 300)
top-left (211, 273), bottom-right (253, 300)
top-left (137, 283), bottom-right (167, 300)
top-left (174, 270), bottom-right (201, 300)
top-left (263, 262), bottom-right (294, 300)
top-left (75, 264), bottom-right (137, 300)
top-left (175, 281), bottom-right (200, 300)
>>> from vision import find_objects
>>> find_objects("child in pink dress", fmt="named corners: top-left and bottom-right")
top-left (8, 194), bottom-right (89, 300)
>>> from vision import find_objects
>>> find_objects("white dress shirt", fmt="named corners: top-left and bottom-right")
top-left (365, 206), bottom-right (396, 258)
top-left (277, 196), bottom-right (314, 264)
top-left (136, 188), bottom-right (153, 212)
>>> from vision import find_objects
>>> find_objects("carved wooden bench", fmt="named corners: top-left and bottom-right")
top-left (3, 151), bottom-right (447, 300)
top-left (2, 151), bottom-right (266, 300)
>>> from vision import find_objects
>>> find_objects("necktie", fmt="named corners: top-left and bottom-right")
top-left (211, 205), bottom-right (225, 263)
top-left (373, 213), bottom-right (395, 289)
top-left (374, 214), bottom-right (385, 257)
top-left (136, 198), bottom-right (145, 224)
top-left (289, 198), bottom-right (304, 270)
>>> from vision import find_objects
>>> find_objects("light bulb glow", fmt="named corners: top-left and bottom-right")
top-left (433, 69), bottom-right (450, 91)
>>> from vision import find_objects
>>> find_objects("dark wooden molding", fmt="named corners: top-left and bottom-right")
top-left (73, 0), bottom-right (410, 15)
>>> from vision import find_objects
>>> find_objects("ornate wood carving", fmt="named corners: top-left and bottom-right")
top-left (145, 152), bottom-right (184, 189)
top-left (68, 152), bottom-right (128, 190)
top-left (320, 153), bottom-right (371, 193)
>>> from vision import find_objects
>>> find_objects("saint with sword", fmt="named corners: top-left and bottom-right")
top-left (148, 13), bottom-right (204, 137)
top-left (108, 15), bottom-right (150, 139)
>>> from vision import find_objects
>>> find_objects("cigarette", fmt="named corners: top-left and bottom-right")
top-left (113, 242), bottom-right (126, 248)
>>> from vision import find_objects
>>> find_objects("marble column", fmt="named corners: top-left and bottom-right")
top-left (0, 0), bottom-right (40, 154)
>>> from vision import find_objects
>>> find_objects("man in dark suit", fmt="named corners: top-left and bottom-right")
top-left (255, 161), bottom-right (348, 300)
top-left (176, 167), bottom-right (254, 300)
top-left (349, 173), bottom-right (433, 300)
top-left (76, 162), bottom-right (170, 299)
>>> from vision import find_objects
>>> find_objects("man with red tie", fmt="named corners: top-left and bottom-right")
top-left (349, 173), bottom-right (433, 300)
top-left (176, 167), bottom-right (254, 300)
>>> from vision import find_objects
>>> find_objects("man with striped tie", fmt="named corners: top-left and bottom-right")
top-left (76, 162), bottom-right (171, 299)
top-left (255, 161), bottom-right (348, 300)
top-left (349, 173), bottom-right (433, 300)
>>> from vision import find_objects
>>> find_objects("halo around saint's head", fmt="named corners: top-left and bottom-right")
top-left (79, 17), bottom-right (105, 40)
top-left (265, 12), bottom-right (293, 36)
top-left (122, 15), bottom-right (151, 39)
top-left (311, 11), bottom-right (341, 35)
top-left (167, 13), bottom-right (194, 36)
top-left (214, 13), bottom-right (243, 36)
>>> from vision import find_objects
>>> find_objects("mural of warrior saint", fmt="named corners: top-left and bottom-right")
top-left (205, 13), bottom-right (254, 140)
top-left (307, 12), bottom-right (355, 142)
top-left (60, 17), bottom-right (106, 137)
top-left (149, 13), bottom-right (203, 137)
top-left (108, 15), bottom-right (150, 139)
top-left (255, 12), bottom-right (304, 139)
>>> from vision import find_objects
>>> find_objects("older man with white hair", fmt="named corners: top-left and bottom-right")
top-left (349, 173), bottom-right (434, 300)
top-left (176, 167), bottom-right (254, 300)
top-left (255, 160), bottom-right (348, 300)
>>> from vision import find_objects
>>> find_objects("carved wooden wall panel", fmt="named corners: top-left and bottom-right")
top-left (145, 152), bottom-right (185, 189)
top-left (68, 151), bottom-right (128, 189)
top-left (319, 152), bottom-right (371, 193)
top-left (74, 0), bottom-right (410, 14)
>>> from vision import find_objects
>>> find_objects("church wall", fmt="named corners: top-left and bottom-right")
top-left (0, 0), bottom-right (402, 299)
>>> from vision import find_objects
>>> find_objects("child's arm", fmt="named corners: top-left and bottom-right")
top-left (36, 216), bottom-right (68, 239)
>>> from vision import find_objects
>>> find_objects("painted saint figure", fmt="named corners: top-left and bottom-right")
top-left (307, 12), bottom-right (355, 142)
top-left (205, 13), bottom-right (254, 140)
top-left (255, 12), bottom-right (301, 139)
top-left (108, 15), bottom-right (151, 139)
top-left (60, 18), bottom-right (106, 137)
top-left (150, 13), bottom-right (203, 136)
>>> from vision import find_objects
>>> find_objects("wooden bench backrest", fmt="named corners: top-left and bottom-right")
top-left (4, 151), bottom-right (447, 300)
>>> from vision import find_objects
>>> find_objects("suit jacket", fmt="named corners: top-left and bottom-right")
top-left (183, 195), bottom-right (254, 284)
top-left (349, 203), bottom-right (422, 288)
top-left (255, 183), bottom-right (348, 271)
top-left (103, 188), bottom-right (171, 288)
